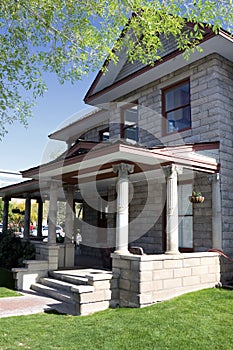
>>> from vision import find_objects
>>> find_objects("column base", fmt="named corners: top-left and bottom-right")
top-left (165, 250), bottom-right (180, 255)
top-left (114, 249), bottom-right (131, 255)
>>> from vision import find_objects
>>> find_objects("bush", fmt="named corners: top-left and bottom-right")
top-left (0, 230), bottom-right (35, 270)
top-left (0, 268), bottom-right (15, 289)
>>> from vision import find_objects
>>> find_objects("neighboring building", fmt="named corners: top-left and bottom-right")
top-left (0, 25), bottom-right (232, 314)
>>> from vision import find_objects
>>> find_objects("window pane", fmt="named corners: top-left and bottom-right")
top-left (179, 183), bottom-right (192, 215)
top-left (125, 126), bottom-right (137, 142)
top-left (167, 106), bottom-right (191, 132)
top-left (124, 106), bottom-right (138, 125)
top-left (165, 82), bottom-right (190, 112)
top-left (178, 183), bottom-right (193, 248)
top-left (123, 105), bottom-right (138, 142)
top-left (179, 216), bottom-right (193, 248)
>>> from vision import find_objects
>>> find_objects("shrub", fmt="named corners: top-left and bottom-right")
top-left (0, 230), bottom-right (35, 270)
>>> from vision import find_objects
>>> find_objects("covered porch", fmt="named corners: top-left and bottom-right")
top-left (0, 141), bottom-right (223, 310)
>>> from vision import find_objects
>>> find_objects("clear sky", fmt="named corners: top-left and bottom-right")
top-left (0, 71), bottom-right (97, 173)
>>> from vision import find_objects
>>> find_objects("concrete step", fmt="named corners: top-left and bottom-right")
top-left (30, 269), bottom-right (113, 316)
top-left (49, 270), bottom-right (89, 286)
top-left (40, 277), bottom-right (94, 293)
top-left (31, 283), bottom-right (73, 304)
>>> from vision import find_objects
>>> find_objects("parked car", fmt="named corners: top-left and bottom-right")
top-left (0, 223), bottom-right (2, 233)
top-left (42, 225), bottom-right (65, 242)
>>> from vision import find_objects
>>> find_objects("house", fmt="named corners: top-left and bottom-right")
top-left (0, 25), bottom-right (232, 315)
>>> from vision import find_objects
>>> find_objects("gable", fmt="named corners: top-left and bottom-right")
top-left (85, 29), bottom-right (233, 106)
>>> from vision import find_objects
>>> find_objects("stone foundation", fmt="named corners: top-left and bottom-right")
top-left (111, 252), bottom-right (221, 308)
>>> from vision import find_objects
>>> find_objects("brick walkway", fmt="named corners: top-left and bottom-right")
top-left (0, 291), bottom-right (76, 318)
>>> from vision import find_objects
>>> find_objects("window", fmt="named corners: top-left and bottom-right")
top-left (121, 104), bottom-right (138, 143)
top-left (99, 128), bottom-right (109, 142)
top-left (178, 183), bottom-right (193, 251)
top-left (162, 80), bottom-right (191, 134)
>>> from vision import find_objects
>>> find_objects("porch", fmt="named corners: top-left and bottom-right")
top-left (0, 141), bottom-right (228, 314)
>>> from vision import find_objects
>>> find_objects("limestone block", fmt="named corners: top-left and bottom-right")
top-left (163, 259), bottom-right (183, 269)
top-left (139, 270), bottom-right (153, 282)
top-left (79, 300), bottom-right (110, 316)
top-left (183, 276), bottom-right (201, 286)
top-left (173, 267), bottom-right (191, 278)
top-left (183, 258), bottom-right (201, 267)
top-left (139, 292), bottom-right (153, 305)
top-left (79, 290), bottom-right (112, 303)
top-left (153, 269), bottom-right (173, 280)
top-left (191, 265), bottom-right (209, 276)
top-left (163, 278), bottom-right (182, 290)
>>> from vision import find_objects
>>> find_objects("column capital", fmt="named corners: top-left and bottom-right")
top-left (112, 163), bottom-right (134, 176)
top-left (163, 164), bottom-right (183, 178)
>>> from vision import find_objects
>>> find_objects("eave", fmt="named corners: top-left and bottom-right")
top-left (85, 31), bottom-right (233, 106)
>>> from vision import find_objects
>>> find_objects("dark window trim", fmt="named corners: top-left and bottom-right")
top-left (162, 78), bottom-right (191, 136)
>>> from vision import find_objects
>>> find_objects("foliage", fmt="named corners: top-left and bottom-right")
top-left (192, 190), bottom-right (203, 197)
top-left (0, 198), bottom-right (3, 221)
top-left (0, 230), bottom-right (35, 270)
top-left (0, 1), bottom-right (232, 137)
top-left (0, 268), bottom-right (15, 289)
top-left (0, 289), bottom-right (233, 349)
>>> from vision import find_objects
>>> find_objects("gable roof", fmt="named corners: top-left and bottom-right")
top-left (84, 28), bottom-right (233, 106)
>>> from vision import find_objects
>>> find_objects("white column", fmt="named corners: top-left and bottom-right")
top-left (212, 173), bottom-right (222, 250)
top-left (165, 165), bottom-right (182, 255)
top-left (48, 180), bottom-right (59, 244)
top-left (112, 163), bottom-right (134, 254)
top-left (64, 184), bottom-right (75, 242)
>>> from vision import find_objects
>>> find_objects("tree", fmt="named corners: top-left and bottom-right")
top-left (0, 0), bottom-right (232, 138)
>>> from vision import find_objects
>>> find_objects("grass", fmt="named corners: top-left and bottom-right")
top-left (0, 288), bottom-right (232, 350)
top-left (0, 287), bottom-right (21, 298)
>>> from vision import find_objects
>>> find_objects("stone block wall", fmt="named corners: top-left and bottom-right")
top-left (111, 252), bottom-right (220, 308)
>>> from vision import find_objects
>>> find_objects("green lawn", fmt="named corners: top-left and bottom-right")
top-left (0, 287), bottom-right (21, 298)
top-left (0, 288), bottom-right (232, 350)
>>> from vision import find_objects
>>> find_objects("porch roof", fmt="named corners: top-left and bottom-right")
top-left (0, 141), bottom-right (219, 199)
top-left (22, 141), bottom-right (219, 181)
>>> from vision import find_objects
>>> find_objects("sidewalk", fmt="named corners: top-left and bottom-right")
top-left (0, 291), bottom-right (76, 318)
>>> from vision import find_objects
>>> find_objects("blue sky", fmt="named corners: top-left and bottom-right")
top-left (0, 71), bottom-right (97, 172)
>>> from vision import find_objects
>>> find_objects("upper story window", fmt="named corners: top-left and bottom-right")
top-left (121, 104), bottom-right (138, 143)
top-left (99, 128), bottom-right (109, 142)
top-left (162, 80), bottom-right (191, 134)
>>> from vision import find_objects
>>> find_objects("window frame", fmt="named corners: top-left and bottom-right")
top-left (162, 79), bottom-right (191, 135)
top-left (121, 102), bottom-right (139, 143)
